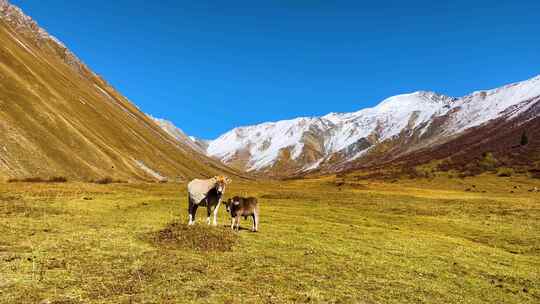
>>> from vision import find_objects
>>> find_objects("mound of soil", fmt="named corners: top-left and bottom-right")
top-left (150, 221), bottom-right (238, 252)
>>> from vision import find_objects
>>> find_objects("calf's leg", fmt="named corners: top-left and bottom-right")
top-left (235, 215), bottom-right (240, 231)
top-left (252, 212), bottom-right (259, 232)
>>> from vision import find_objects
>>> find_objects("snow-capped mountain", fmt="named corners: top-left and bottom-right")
top-left (206, 91), bottom-right (454, 172)
top-left (198, 75), bottom-right (540, 175)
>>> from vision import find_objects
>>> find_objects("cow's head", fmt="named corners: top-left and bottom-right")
top-left (213, 175), bottom-right (231, 195)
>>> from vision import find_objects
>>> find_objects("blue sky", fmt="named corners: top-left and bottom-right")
top-left (11, 0), bottom-right (540, 139)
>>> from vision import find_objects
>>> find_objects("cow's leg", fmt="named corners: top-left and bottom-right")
top-left (212, 200), bottom-right (221, 226)
top-left (230, 217), bottom-right (235, 230)
top-left (188, 195), bottom-right (194, 225)
top-left (206, 204), bottom-right (212, 225)
top-left (189, 199), bottom-right (198, 225)
top-left (192, 205), bottom-right (199, 224)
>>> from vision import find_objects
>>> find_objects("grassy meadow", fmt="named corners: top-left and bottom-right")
top-left (0, 175), bottom-right (539, 303)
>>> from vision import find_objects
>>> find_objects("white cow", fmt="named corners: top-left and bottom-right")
top-left (187, 176), bottom-right (231, 225)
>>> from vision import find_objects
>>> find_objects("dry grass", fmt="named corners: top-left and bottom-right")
top-left (0, 175), bottom-right (539, 303)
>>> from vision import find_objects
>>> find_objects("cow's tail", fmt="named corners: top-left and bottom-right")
top-left (187, 192), bottom-right (192, 222)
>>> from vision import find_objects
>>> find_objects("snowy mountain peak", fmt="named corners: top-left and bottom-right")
top-left (372, 91), bottom-right (454, 114)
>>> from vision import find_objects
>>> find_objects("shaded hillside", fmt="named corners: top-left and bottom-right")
top-left (396, 99), bottom-right (540, 175)
top-left (0, 1), bottom-right (236, 181)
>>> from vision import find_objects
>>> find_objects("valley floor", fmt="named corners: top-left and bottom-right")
top-left (0, 175), bottom-right (539, 303)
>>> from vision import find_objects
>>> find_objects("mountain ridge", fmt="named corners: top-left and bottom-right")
top-left (150, 116), bottom-right (210, 154)
top-left (0, 0), bottom-right (99, 80)
top-left (157, 75), bottom-right (539, 176)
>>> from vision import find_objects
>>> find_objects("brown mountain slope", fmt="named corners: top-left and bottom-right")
top-left (0, 1), bottom-right (236, 181)
top-left (399, 100), bottom-right (540, 172)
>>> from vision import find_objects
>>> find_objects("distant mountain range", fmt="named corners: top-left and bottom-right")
top-left (158, 75), bottom-right (540, 177)
top-left (0, 0), bottom-right (236, 181)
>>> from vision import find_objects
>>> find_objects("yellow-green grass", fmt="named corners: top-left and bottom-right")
top-left (1, 175), bottom-right (539, 303)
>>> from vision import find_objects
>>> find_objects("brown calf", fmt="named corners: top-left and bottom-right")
top-left (223, 196), bottom-right (259, 232)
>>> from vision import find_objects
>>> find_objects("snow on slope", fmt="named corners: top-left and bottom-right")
top-left (208, 117), bottom-right (324, 170)
top-left (207, 91), bottom-right (456, 171)
top-left (448, 75), bottom-right (540, 133)
top-left (206, 75), bottom-right (540, 173)
top-left (321, 91), bottom-right (456, 153)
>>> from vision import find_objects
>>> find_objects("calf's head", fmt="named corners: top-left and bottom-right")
top-left (224, 197), bottom-right (241, 214)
